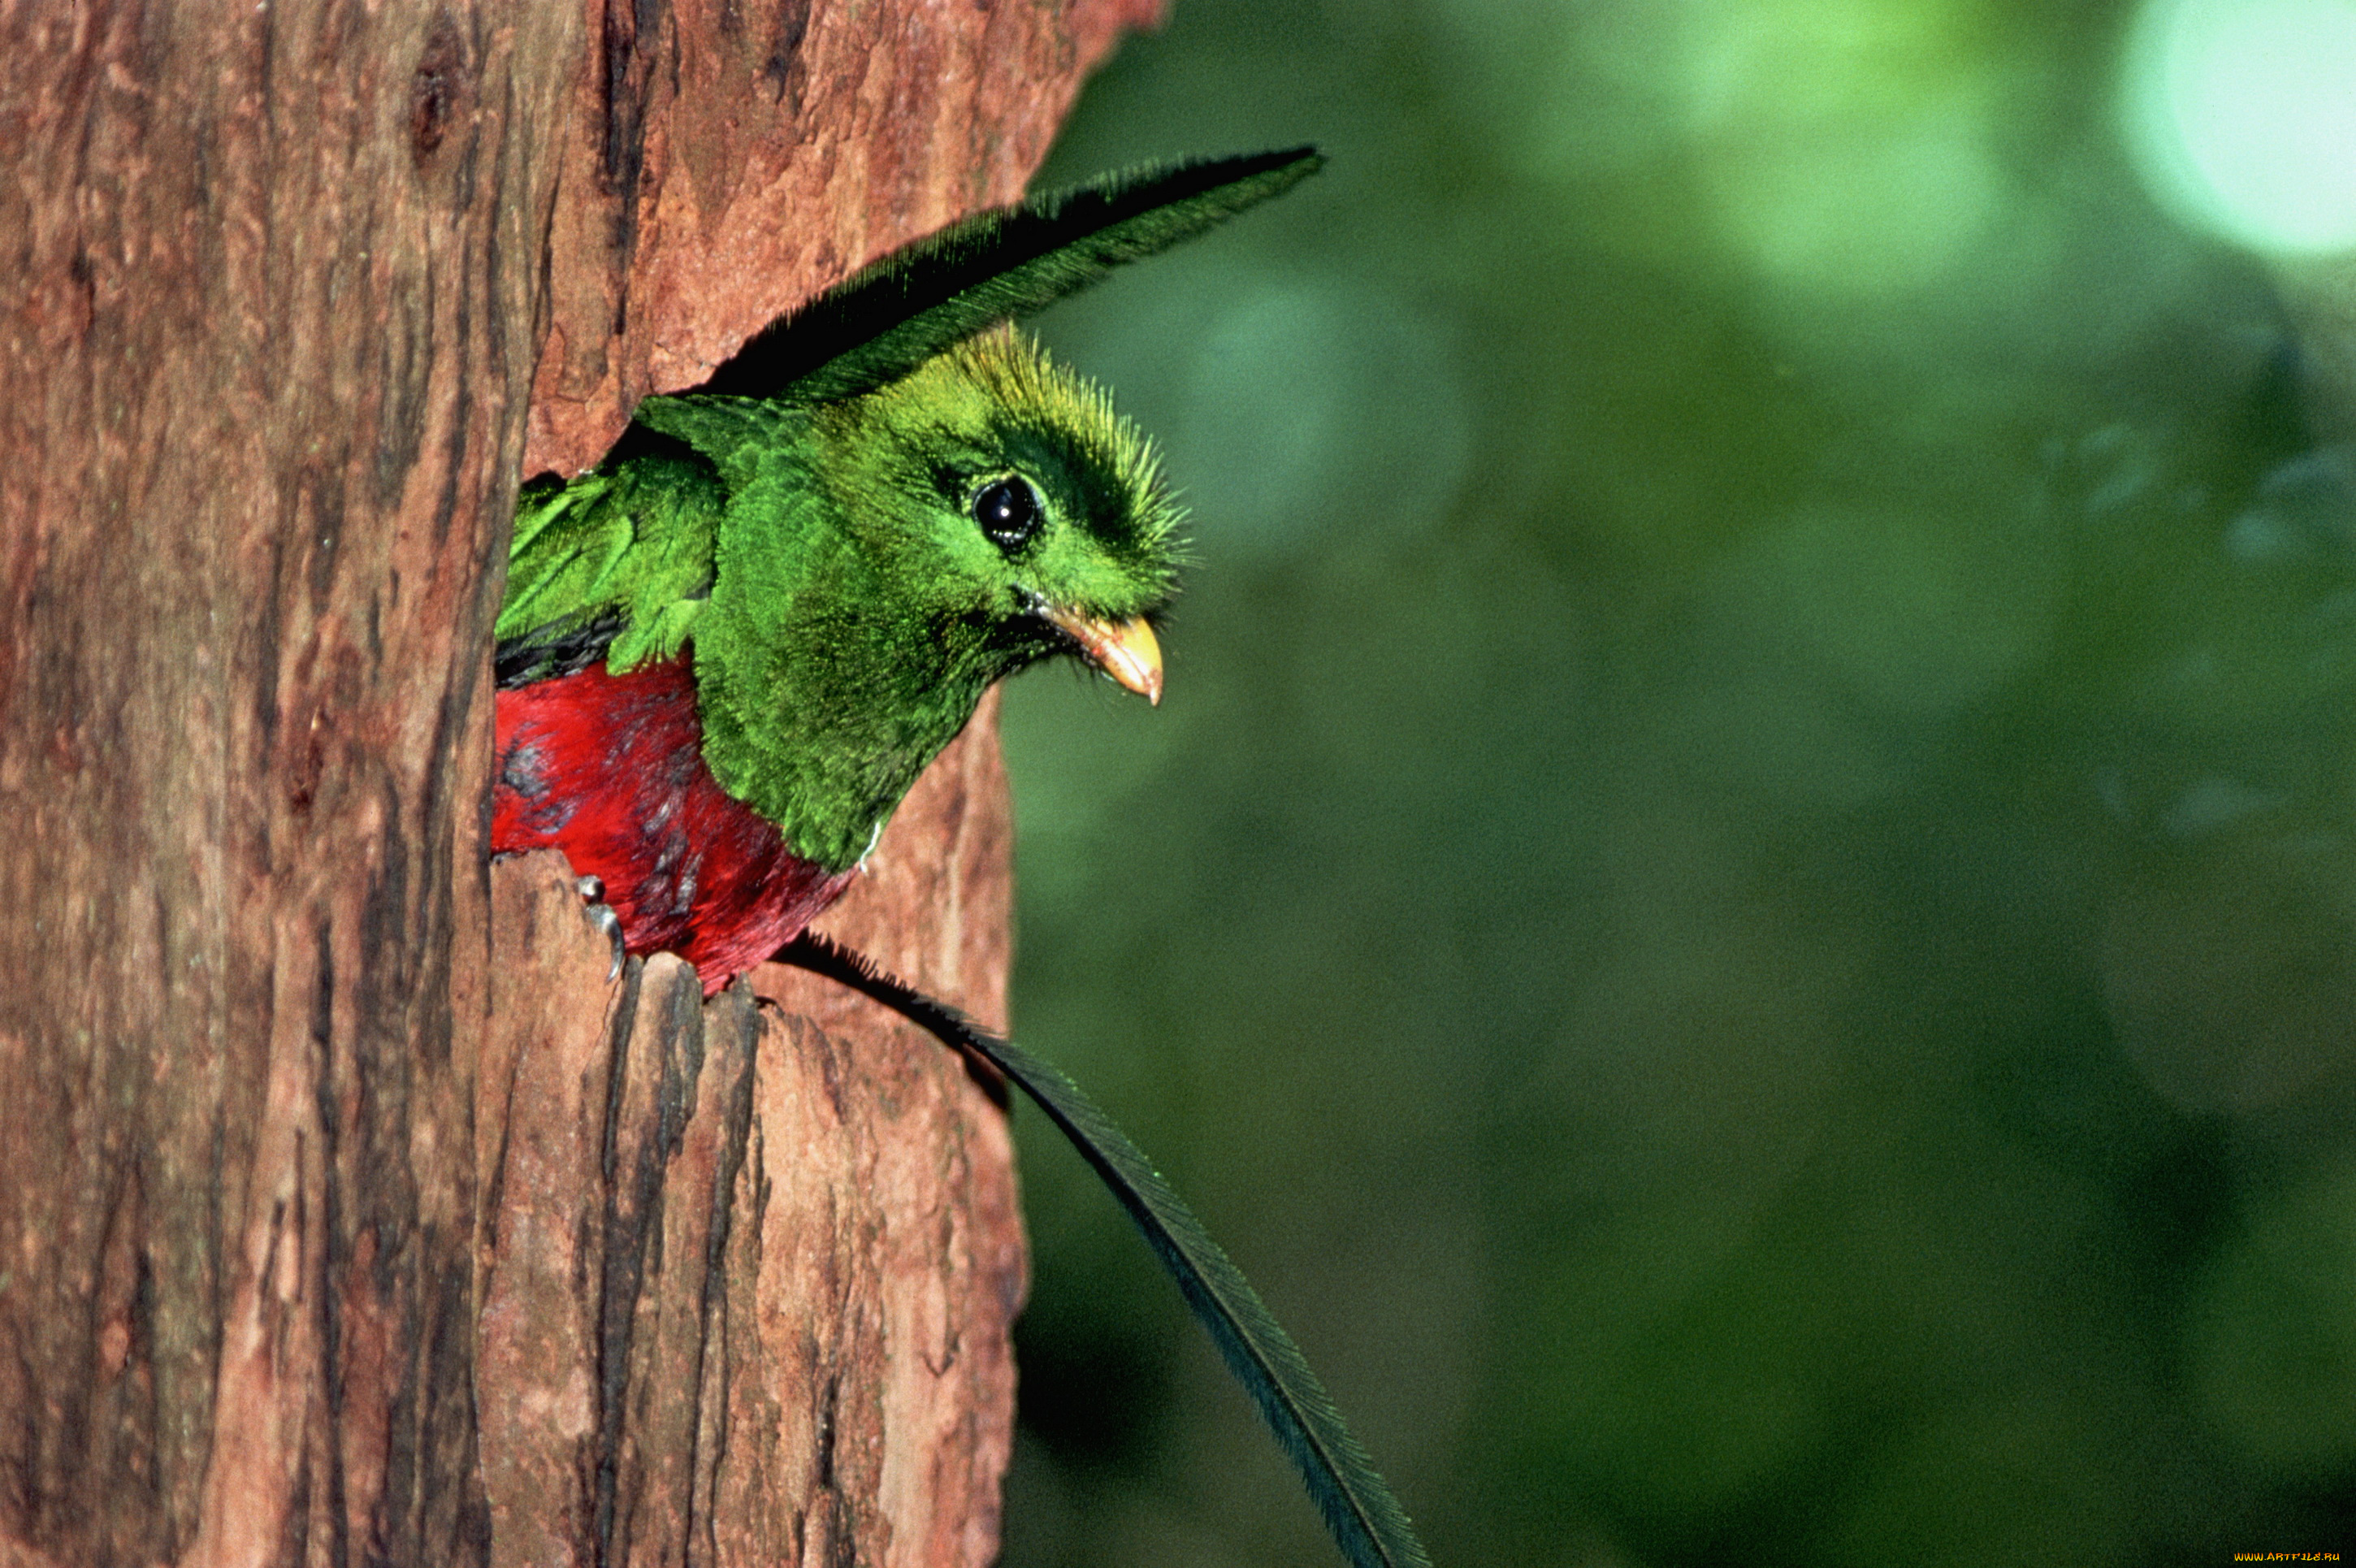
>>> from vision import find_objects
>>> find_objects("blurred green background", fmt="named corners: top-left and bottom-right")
top-left (993, 1), bottom-right (2356, 1562)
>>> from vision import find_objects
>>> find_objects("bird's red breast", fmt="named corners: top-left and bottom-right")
top-left (492, 658), bottom-right (855, 994)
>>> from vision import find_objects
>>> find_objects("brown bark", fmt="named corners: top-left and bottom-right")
top-left (0, 2), bottom-right (1155, 1564)
top-left (523, 0), bottom-right (1163, 479)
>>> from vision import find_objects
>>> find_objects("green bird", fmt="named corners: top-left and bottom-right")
top-left (488, 157), bottom-right (1273, 985)
top-left (493, 323), bottom-right (1179, 985)
top-left (492, 149), bottom-right (1431, 1568)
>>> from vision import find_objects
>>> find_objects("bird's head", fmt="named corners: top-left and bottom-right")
top-left (805, 325), bottom-right (1183, 704)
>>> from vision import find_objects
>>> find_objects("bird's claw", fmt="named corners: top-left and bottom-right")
top-left (575, 875), bottom-right (627, 981)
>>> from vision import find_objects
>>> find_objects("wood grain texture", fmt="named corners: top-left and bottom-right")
top-left (0, 0), bottom-right (1158, 1562)
top-left (523, 0), bottom-right (1168, 478)
top-left (0, 4), bottom-right (578, 1561)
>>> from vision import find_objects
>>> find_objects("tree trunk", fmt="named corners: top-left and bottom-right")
top-left (0, 2), bottom-right (1154, 1563)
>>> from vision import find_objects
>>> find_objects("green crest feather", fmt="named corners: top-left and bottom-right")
top-left (696, 147), bottom-right (1324, 405)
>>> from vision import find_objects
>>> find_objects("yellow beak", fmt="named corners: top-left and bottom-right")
top-left (1038, 605), bottom-right (1164, 705)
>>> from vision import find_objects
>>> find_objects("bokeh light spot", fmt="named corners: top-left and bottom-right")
top-left (2188, 1163), bottom-right (2356, 1477)
top-left (1678, 0), bottom-right (2012, 294)
top-left (1719, 505), bottom-right (2060, 717)
top-left (2122, 0), bottom-right (2356, 254)
top-left (2102, 849), bottom-right (2356, 1115)
top-left (1700, 90), bottom-right (2006, 295)
top-left (1173, 274), bottom-right (1471, 557)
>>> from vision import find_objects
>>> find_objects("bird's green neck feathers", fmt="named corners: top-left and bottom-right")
top-left (691, 489), bottom-right (1002, 874)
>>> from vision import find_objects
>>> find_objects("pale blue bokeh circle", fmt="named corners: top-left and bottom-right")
top-left (2121, 0), bottom-right (2356, 254)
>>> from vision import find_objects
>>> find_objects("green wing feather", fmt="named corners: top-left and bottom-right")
top-left (781, 932), bottom-right (1434, 1568)
top-left (495, 402), bottom-right (824, 687)
top-left (494, 449), bottom-right (726, 687)
top-left (695, 147), bottom-right (1325, 406)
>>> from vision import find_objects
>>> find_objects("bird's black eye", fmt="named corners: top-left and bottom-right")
top-left (972, 476), bottom-right (1043, 550)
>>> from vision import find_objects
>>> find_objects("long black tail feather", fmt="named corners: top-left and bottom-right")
top-left (776, 929), bottom-right (1432, 1568)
